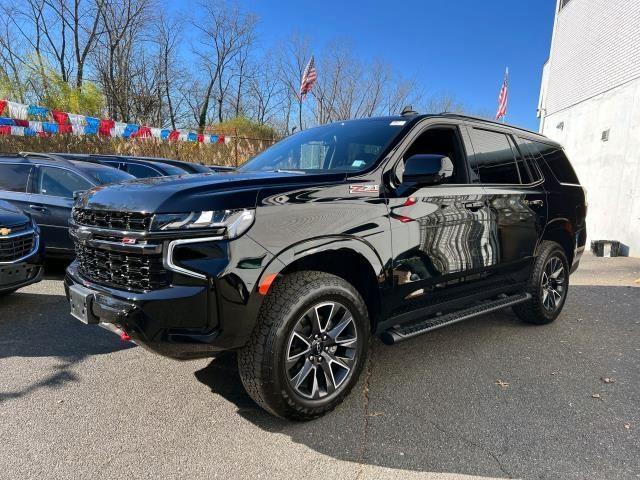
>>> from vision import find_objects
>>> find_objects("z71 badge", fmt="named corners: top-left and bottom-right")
top-left (349, 184), bottom-right (379, 194)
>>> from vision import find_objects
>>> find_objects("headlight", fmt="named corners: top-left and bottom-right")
top-left (150, 209), bottom-right (255, 238)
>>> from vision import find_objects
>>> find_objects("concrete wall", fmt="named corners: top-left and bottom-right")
top-left (541, 78), bottom-right (640, 256)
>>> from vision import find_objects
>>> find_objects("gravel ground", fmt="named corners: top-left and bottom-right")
top-left (0, 253), bottom-right (638, 480)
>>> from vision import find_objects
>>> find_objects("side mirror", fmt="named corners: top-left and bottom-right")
top-left (73, 190), bottom-right (87, 200)
top-left (402, 154), bottom-right (454, 187)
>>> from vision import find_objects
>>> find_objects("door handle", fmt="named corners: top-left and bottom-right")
top-left (464, 201), bottom-right (485, 212)
top-left (29, 204), bottom-right (48, 212)
top-left (527, 200), bottom-right (544, 208)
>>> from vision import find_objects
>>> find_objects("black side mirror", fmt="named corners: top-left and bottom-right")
top-left (402, 154), bottom-right (454, 187)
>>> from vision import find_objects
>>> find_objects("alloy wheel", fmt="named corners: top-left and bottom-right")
top-left (541, 256), bottom-right (566, 312)
top-left (285, 301), bottom-right (359, 400)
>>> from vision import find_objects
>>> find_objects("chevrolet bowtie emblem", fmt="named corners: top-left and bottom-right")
top-left (0, 228), bottom-right (11, 236)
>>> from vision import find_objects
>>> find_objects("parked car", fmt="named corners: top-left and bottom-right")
top-left (0, 154), bottom-right (135, 257)
top-left (65, 113), bottom-right (587, 420)
top-left (86, 155), bottom-right (189, 178)
top-left (0, 199), bottom-right (44, 295)
top-left (207, 165), bottom-right (236, 173)
top-left (133, 157), bottom-right (213, 174)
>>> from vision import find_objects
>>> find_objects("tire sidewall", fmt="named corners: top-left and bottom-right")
top-left (269, 285), bottom-right (369, 412)
top-left (535, 246), bottom-right (570, 321)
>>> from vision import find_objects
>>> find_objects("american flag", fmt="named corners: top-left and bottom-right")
top-left (496, 67), bottom-right (509, 120)
top-left (299, 56), bottom-right (317, 100)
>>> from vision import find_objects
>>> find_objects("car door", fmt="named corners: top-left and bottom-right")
top-left (29, 165), bottom-right (94, 253)
top-left (385, 121), bottom-right (499, 318)
top-left (0, 163), bottom-right (35, 217)
top-left (466, 125), bottom-right (547, 281)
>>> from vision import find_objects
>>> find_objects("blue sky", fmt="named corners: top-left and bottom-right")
top-left (235, 0), bottom-right (557, 131)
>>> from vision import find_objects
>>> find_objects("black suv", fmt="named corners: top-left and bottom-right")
top-left (65, 114), bottom-right (587, 420)
top-left (0, 154), bottom-right (134, 256)
top-left (0, 199), bottom-right (44, 295)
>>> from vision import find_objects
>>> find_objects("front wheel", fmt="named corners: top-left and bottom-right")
top-left (238, 271), bottom-right (370, 420)
top-left (514, 241), bottom-right (570, 325)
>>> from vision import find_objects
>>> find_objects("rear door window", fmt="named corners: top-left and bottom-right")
top-left (0, 164), bottom-right (33, 192)
top-left (469, 128), bottom-right (522, 184)
top-left (514, 137), bottom-right (544, 183)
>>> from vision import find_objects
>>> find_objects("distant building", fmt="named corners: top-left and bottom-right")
top-left (538, 0), bottom-right (640, 256)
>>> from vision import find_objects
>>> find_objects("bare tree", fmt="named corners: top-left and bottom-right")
top-left (276, 33), bottom-right (311, 132)
top-left (153, 13), bottom-right (182, 129)
top-left (94, 0), bottom-right (152, 121)
top-left (192, 0), bottom-right (257, 131)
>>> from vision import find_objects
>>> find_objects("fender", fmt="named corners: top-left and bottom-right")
top-left (254, 234), bottom-right (387, 293)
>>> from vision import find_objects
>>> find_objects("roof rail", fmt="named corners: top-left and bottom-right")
top-left (18, 151), bottom-right (108, 165)
top-left (18, 151), bottom-right (76, 166)
top-left (437, 113), bottom-right (544, 137)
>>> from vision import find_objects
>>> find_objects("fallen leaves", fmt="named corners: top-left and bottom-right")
top-left (624, 423), bottom-right (631, 430)
top-left (601, 377), bottom-right (616, 384)
top-left (495, 379), bottom-right (509, 389)
top-left (591, 393), bottom-right (601, 399)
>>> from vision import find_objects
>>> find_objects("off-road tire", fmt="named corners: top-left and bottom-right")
top-left (513, 241), bottom-right (569, 325)
top-left (238, 271), bottom-right (370, 421)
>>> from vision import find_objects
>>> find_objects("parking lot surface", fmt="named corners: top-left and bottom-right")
top-left (1, 254), bottom-right (639, 480)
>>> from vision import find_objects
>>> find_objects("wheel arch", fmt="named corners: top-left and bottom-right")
top-left (256, 236), bottom-right (386, 327)
top-left (540, 219), bottom-right (575, 265)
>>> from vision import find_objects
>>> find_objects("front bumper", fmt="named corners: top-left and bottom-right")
top-left (0, 231), bottom-right (44, 293)
top-left (64, 232), bottom-right (272, 360)
top-left (0, 262), bottom-right (43, 293)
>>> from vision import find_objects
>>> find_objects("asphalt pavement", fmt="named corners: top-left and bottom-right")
top-left (1, 254), bottom-right (638, 480)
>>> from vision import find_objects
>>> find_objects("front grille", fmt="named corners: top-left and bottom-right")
top-left (75, 243), bottom-right (168, 291)
top-left (0, 231), bottom-right (35, 262)
top-left (73, 208), bottom-right (153, 231)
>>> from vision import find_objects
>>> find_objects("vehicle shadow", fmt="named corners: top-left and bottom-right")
top-left (195, 285), bottom-right (640, 479)
top-left (0, 281), bottom-right (134, 404)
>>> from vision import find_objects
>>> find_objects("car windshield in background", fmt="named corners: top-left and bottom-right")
top-left (78, 164), bottom-right (134, 185)
top-left (239, 119), bottom-right (408, 173)
top-left (158, 163), bottom-right (189, 176)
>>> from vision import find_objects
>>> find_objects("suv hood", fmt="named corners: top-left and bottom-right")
top-left (0, 199), bottom-right (30, 227)
top-left (78, 170), bottom-right (347, 213)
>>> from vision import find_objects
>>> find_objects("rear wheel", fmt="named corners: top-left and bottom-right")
top-left (514, 241), bottom-right (569, 325)
top-left (238, 271), bottom-right (369, 420)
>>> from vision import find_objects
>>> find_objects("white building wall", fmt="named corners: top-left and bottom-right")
top-left (539, 0), bottom-right (640, 256)
top-left (544, 0), bottom-right (640, 116)
top-left (541, 78), bottom-right (640, 256)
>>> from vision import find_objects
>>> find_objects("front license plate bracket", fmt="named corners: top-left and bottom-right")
top-left (69, 284), bottom-right (99, 324)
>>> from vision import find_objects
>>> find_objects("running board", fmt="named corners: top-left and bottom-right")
top-left (380, 292), bottom-right (532, 345)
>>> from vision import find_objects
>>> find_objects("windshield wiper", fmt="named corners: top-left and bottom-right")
top-left (271, 169), bottom-right (306, 175)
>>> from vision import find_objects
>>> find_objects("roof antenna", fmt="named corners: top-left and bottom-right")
top-left (401, 105), bottom-right (418, 116)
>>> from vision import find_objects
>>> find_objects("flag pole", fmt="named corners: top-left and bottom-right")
top-left (503, 67), bottom-right (508, 124)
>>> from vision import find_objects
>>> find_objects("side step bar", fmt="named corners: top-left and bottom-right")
top-left (381, 292), bottom-right (532, 345)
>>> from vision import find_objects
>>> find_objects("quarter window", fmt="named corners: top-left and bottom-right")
top-left (469, 129), bottom-right (521, 184)
top-left (0, 164), bottom-right (32, 192)
top-left (37, 166), bottom-right (92, 198)
top-left (534, 143), bottom-right (579, 184)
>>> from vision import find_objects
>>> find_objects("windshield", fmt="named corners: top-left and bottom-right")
top-left (158, 163), bottom-right (189, 175)
top-left (80, 165), bottom-right (135, 185)
top-left (239, 119), bottom-right (408, 173)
